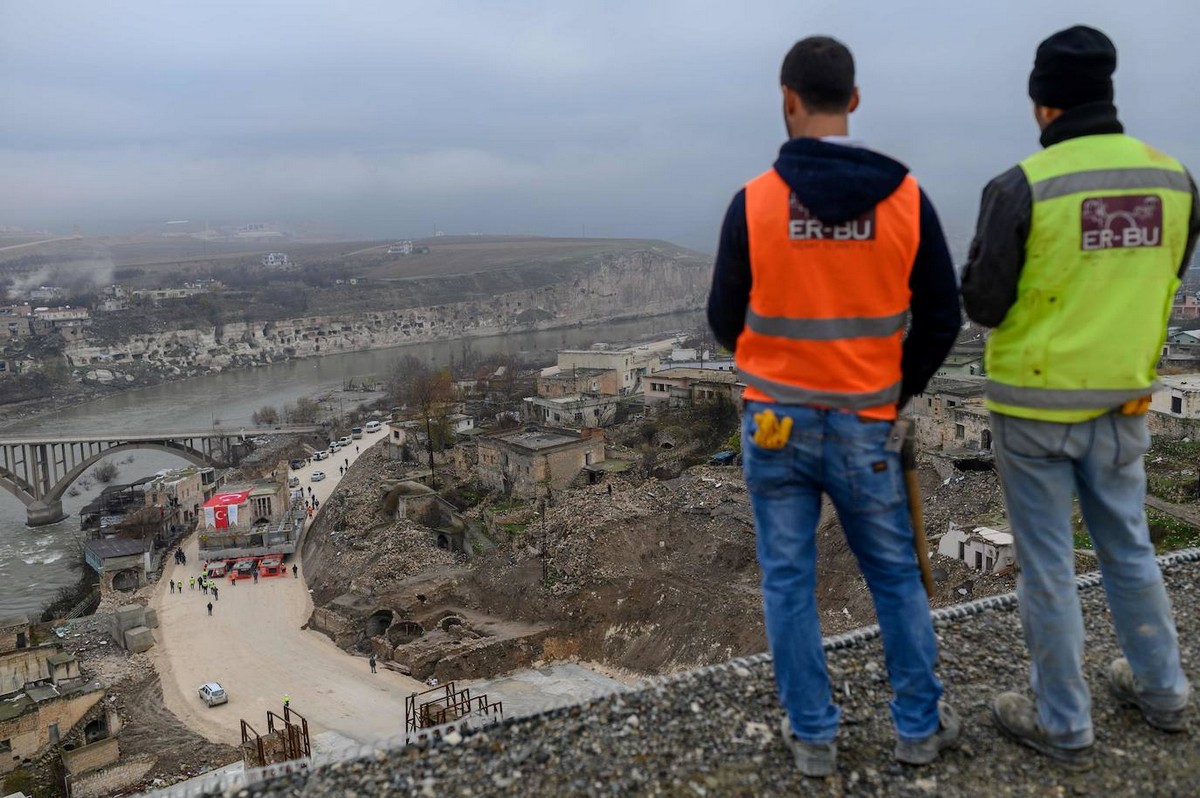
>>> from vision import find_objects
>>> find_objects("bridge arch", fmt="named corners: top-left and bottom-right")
top-left (0, 426), bottom-right (319, 526)
top-left (44, 441), bottom-right (212, 506)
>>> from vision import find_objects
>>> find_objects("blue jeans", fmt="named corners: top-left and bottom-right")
top-left (742, 402), bottom-right (942, 743)
top-left (992, 412), bottom-right (1189, 748)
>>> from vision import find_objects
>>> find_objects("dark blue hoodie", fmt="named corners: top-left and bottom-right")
top-left (706, 138), bottom-right (961, 403)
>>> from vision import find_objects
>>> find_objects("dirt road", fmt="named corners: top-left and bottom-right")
top-left (149, 426), bottom-right (428, 748)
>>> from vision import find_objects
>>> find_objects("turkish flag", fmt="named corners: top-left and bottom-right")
top-left (214, 506), bottom-right (229, 530)
top-left (211, 491), bottom-right (252, 505)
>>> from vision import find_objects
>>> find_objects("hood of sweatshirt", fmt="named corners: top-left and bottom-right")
top-left (772, 137), bottom-right (910, 225)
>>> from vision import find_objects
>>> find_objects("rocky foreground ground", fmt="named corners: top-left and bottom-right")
top-left (157, 554), bottom-right (1200, 798)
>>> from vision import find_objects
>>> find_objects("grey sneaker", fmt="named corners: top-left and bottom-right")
top-left (779, 715), bottom-right (836, 777)
top-left (991, 692), bottom-right (1094, 771)
top-left (895, 700), bottom-right (962, 765)
top-left (1108, 658), bottom-right (1189, 732)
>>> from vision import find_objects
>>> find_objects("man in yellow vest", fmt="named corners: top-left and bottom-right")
top-left (708, 36), bottom-right (962, 777)
top-left (962, 25), bottom-right (1199, 769)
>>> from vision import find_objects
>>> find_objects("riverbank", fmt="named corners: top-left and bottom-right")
top-left (0, 309), bottom-right (703, 433)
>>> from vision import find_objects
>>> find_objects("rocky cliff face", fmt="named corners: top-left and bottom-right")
top-left (66, 247), bottom-right (708, 376)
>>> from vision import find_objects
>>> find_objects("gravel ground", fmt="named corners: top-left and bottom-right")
top-left (154, 555), bottom-right (1200, 798)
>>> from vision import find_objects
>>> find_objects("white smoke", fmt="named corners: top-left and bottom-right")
top-left (8, 254), bottom-right (116, 300)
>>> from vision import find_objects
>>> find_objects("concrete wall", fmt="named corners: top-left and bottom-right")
top-left (70, 753), bottom-right (155, 798)
top-left (1150, 384), bottom-right (1200, 420)
top-left (0, 621), bottom-right (29, 653)
top-left (61, 735), bottom-right (119, 776)
top-left (0, 647), bottom-right (52, 697)
top-left (1147, 411), bottom-right (1200, 440)
top-left (306, 607), bottom-right (357, 648)
top-left (0, 686), bottom-right (105, 773)
top-left (910, 395), bottom-right (991, 451)
top-left (539, 439), bottom-right (606, 492)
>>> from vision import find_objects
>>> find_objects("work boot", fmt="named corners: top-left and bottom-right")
top-left (779, 715), bottom-right (836, 778)
top-left (991, 692), bottom-right (1094, 771)
top-left (1108, 658), bottom-right (1189, 732)
top-left (894, 700), bottom-right (962, 765)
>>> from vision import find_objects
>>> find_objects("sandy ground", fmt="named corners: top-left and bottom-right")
top-left (145, 424), bottom-right (633, 775)
top-left (148, 426), bottom-right (431, 749)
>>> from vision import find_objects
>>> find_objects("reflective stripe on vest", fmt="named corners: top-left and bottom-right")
top-left (984, 134), bottom-right (1191, 421)
top-left (736, 169), bottom-right (919, 420)
top-left (1031, 167), bottom-right (1192, 202)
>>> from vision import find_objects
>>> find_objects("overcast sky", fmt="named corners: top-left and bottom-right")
top-left (2, 1), bottom-right (1198, 255)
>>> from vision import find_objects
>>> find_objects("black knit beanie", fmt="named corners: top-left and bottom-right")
top-left (1028, 25), bottom-right (1117, 109)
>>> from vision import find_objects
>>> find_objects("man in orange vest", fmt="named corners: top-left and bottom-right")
top-left (708, 36), bottom-right (961, 777)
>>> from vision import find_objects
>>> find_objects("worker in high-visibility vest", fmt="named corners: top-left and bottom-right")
top-left (962, 25), bottom-right (1199, 769)
top-left (707, 35), bottom-right (961, 778)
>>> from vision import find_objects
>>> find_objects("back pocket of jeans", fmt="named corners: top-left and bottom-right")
top-left (742, 419), bottom-right (791, 497)
top-left (1112, 414), bottom-right (1150, 467)
top-left (843, 447), bottom-right (905, 515)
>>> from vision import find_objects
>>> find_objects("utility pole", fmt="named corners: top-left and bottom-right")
top-left (426, 411), bottom-right (437, 490)
top-left (540, 498), bottom-right (547, 586)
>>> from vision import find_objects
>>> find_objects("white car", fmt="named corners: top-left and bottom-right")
top-left (338, 436), bottom-right (352, 447)
top-left (329, 442), bottom-right (341, 453)
top-left (311, 471), bottom-right (327, 482)
top-left (365, 421), bottom-right (382, 433)
top-left (198, 682), bottom-right (227, 707)
top-left (311, 450), bottom-right (329, 461)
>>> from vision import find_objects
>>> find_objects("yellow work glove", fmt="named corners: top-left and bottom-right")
top-left (1119, 396), bottom-right (1151, 416)
top-left (752, 408), bottom-right (793, 450)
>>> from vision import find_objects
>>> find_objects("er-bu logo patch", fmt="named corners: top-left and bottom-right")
top-left (788, 194), bottom-right (875, 241)
top-left (1080, 195), bottom-right (1163, 251)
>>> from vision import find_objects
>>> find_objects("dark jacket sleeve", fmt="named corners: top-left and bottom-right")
top-left (901, 189), bottom-right (961, 401)
top-left (707, 189), bottom-right (750, 352)
top-left (960, 166), bottom-right (1032, 327)
top-left (1182, 172), bottom-right (1200, 278)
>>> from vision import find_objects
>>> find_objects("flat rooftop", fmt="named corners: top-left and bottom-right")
top-left (651, 367), bottom-right (739, 382)
top-left (1159, 373), bottom-right (1200, 391)
top-left (497, 431), bottom-right (582, 450)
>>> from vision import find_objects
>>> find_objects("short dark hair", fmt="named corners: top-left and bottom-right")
top-left (780, 36), bottom-right (855, 113)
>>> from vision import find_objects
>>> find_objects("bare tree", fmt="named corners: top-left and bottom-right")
top-left (93, 460), bottom-right (119, 484)
top-left (408, 369), bottom-right (454, 489)
top-left (386, 354), bottom-right (430, 407)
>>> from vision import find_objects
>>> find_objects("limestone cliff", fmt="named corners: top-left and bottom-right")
top-left (66, 246), bottom-right (708, 375)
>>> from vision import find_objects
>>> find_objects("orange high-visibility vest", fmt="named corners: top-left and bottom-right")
top-left (736, 169), bottom-right (920, 421)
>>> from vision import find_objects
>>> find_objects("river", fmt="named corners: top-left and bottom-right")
top-left (0, 311), bottom-right (703, 618)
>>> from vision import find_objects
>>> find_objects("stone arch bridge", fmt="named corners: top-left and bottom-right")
top-left (0, 428), bottom-right (319, 526)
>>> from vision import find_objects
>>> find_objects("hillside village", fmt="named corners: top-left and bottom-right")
top-left (3, 303), bottom-right (1200, 796)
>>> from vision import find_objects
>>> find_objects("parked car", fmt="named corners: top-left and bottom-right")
top-left (351, 427), bottom-right (363, 440)
top-left (329, 442), bottom-right (341, 453)
top-left (289, 458), bottom-right (306, 470)
top-left (288, 476), bottom-right (300, 488)
top-left (312, 450), bottom-right (329, 461)
top-left (198, 682), bottom-right (228, 707)
top-left (311, 471), bottom-right (326, 482)
top-left (338, 436), bottom-right (352, 447)
top-left (365, 421), bottom-right (382, 433)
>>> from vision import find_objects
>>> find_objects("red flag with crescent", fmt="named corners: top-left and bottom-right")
top-left (203, 489), bottom-right (252, 530)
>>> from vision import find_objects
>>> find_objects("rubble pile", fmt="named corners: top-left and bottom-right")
top-left (921, 465), bottom-right (1005, 540)
top-left (538, 466), bottom-right (754, 593)
top-left (303, 446), bottom-right (461, 603)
